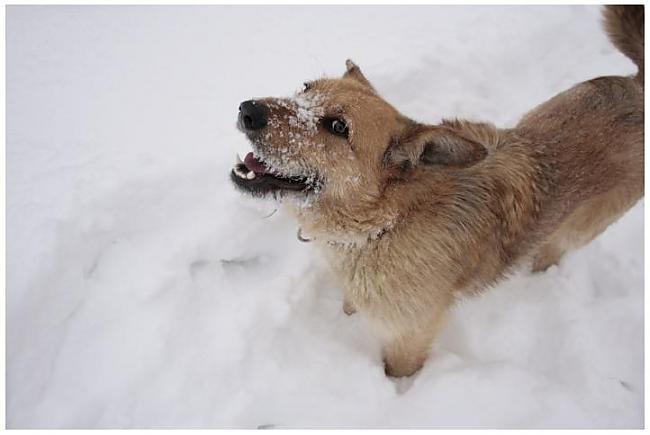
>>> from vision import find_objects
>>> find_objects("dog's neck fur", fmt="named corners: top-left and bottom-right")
top-left (288, 191), bottom-right (401, 246)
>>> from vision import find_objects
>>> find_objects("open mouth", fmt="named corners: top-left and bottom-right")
top-left (230, 152), bottom-right (319, 196)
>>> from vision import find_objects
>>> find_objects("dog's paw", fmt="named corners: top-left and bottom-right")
top-left (383, 359), bottom-right (423, 378)
top-left (532, 245), bottom-right (564, 273)
top-left (531, 256), bottom-right (559, 273)
top-left (343, 300), bottom-right (357, 315)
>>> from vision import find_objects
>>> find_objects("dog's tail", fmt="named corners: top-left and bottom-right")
top-left (603, 5), bottom-right (644, 86)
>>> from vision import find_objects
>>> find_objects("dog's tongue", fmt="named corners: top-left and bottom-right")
top-left (244, 152), bottom-right (267, 173)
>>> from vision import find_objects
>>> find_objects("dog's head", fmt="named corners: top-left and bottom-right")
top-left (231, 60), bottom-right (492, 242)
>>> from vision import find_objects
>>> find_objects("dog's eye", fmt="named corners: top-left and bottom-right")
top-left (326, 118), bottom-right (349, 138)
top-left (303, 82), bottom-right (312, 92)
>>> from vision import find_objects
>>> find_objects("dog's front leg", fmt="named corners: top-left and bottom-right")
top-left (381, 308), bottom-right (449, 378)
top-left (341, 285), bottom-right (357, 315)
top-left (342, 298), bottom-right (357, 315)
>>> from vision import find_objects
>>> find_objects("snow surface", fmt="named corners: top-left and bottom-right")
top-left (6, 5), bottom-right (643, 429)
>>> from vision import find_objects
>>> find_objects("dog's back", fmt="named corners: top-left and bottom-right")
top-left (514, 5), bottom-right (644, 271)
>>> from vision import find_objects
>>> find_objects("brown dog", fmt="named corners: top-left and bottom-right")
top-left (231, 6), bottom-right (644, 377)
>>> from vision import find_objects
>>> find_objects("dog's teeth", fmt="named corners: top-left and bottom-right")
top-left (234, 167), bottom-right (247, 179)
top-left (236, 153), bottom-right (243, 164)
top-left (246, 171), bottom-right (256, 180)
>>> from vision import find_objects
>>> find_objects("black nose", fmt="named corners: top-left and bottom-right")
top-left (239, 100), bottom-right (268, 131)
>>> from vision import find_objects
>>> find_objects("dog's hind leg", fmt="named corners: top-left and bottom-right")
top-left (532, 188), bottom-right (640, 272)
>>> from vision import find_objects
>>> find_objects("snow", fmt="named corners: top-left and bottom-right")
top-left (6, 5), bottom-right (643, 429)
top-left (288, 92), bottom-right (325, 133)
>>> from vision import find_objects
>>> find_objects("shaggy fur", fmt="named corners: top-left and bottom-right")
top-left (232, 6), bottom-right (644, 377)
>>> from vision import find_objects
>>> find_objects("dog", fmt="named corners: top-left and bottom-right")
top-left (231, 5), bottom-right (644, 377)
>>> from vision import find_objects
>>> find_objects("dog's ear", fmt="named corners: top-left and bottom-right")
top-left (384, 124), bottom-right (488, 173)
top-left (343, 59), bottom-right (375, 91)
